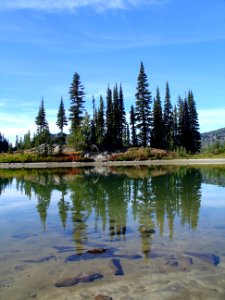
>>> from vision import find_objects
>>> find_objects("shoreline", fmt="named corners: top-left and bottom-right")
top-left (1, 158), bottom-right (225, 169)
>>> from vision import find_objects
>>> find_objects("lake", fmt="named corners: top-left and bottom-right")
top-left (0, 166), bottom-right (225, 300)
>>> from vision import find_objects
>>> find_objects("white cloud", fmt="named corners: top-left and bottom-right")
top-left (0, 0), bottom-right (169, 11)
top-left (198, 108), bottom-right (225, 133)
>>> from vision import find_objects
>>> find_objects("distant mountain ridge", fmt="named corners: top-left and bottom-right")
top-left (201, 127), bottom-right (225, 146)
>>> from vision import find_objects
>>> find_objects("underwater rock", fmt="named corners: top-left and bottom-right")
top-left (65, 246), bottom-right (142, 262)
top-left (12, 233), bottom-right (38, 239)
top-left (184, 251), bottom-right (220, 266)
top-left (87, 248), bottom-right (107, 254)
top-left (22, 255), bottom-right (56, 263)
top-left (94, 295), bottom-right (113, 300)
top-left (55, 272), bottom-right (103, 287)
top-left (110, 258), bottom-right (125, 276)
top-left (138, 226), bottom-right (155, 234)
top-left (164, 256), bottom-right (179, 267)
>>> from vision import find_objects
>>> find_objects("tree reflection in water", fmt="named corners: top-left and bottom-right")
top-left (0, 166), bottom-right (217, 256)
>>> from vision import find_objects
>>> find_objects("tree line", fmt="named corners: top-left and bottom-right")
top-left (11, 62), bottom-right (201, 154)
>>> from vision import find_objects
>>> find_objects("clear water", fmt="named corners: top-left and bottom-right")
top-left (0, 166), bottom-right (225, 300)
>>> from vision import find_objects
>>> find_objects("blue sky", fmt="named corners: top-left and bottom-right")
top-left (0, 0), bottom-right (225, 144)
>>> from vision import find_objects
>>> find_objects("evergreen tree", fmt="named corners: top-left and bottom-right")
top-left (0, 133), bottom-right (9, 153)
top-left (113, 84), bottom-right (120, 147)
top-left (177, 96), bottom-right (191, 152)
top-left (135, 62), bottom-right (152, 147)
top-left (96, 95), bottom-right (105, 149)
top-left (81, 111), bottom-right (92, 150)
top-left (35, 98), bottom-right (48, 134)
top-left (56, 97), bottom-right (68, 134)
top-left (177, 96), bottom-right (184, 149)
top-left (163, 82), bottom-right (173, 150)
top-left (172, 105), bottom-right (178, 149)
top-left (119, 84), bottom-right (126, 146)
top-left (35, 99), bottom-right (50, 154)
top-left (151, 87), bottom-right (164, 149)
top-left (125, 121), bottom-right (130, 146)
top-left (56, 97), bottom-right (68, 153)
top-left (187, 91), bottom-right (201, 153)
top-left (69, 72), bottom-right (85, 131)
top-left (130, 105), bottom-right (137, 146)
top-left (105, 86), bottom-right (114, 149)
top-left (90, 96), bottom-right (98, 148)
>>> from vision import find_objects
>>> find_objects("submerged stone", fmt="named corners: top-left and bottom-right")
top-left (87, 248), bottom-right (107, 254)
top-left (138, 226), bottom-right (156, 234)
top-left (22, 255), bottom-right (56, 263)
top-left (12, 233), bottom-right (38, 239)
top-left (55, 272), bottom-right (103, 287)
top-left (94, 294), bottom-right (113, 300)
top-left (65, 246), bottom-right (142, 262)
top-left (110, 258), bottom-right (125, 276)
top-left (184, 251), bottom-right (220, 266)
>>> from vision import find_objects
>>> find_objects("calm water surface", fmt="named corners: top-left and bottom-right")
top-left (0, 166), bottom-right (225, 299)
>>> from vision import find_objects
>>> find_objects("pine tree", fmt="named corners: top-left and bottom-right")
top-left (69, 72), bottom-right (85, 132)
top-left (151, 87), bottom-right (164, 149)
top-left (187, 91), bottom-right (201, 153)
top-left (90, 96), bottom-right (98, 148)
top-left (172, 105), bottom-right (178, 149)
top-left (96, 95), bottom-right (105, 148)
top-left (177, 96), bottom-right (191, 152)
top-left (0, 133), bottom-right (9, 153)
top-left (56, 97), bottom-right (68, 153)
top-left (135, 62), bottom-right (151, 147)
top-left (130, 105), bottom-right (137, 146)
top-left (35, 98), bottom-right (48, 134)
top-left (163, 82), bottom-right (173, 150)
top-left (119, 84), bottom-right (126, 146)
top-left (81, 111), bottom-right (92, 150)
top-left (35, 99), bottom-right (50, 155)
top-left (113, 84), bottom-right (120, 147)
top-left (105, 86), bottom-right (114, 149)
top-left (177, 96), bottom-right (184, 149)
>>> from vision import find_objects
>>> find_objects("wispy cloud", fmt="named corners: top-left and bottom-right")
top-left (0, 0), bottom-right (169, 12)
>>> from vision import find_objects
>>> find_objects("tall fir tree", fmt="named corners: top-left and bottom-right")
top-left (177, 96), bottom-right (191, 152)
top-left (35, 99), bottom-right (50, 154)
top-left (151, 87), bottom-right (164, 149)
top-left (56, 97), bottom-right (68, 153)
top-left (90, 96), bottom-right (98, 148)
top-left (130, 105), bottom-right (137, 146)
top-left (35, 98), bottom-right (48, 134)
top-left (135, 62), bottom-right (152, 147)
top-left (119, 84), bottom-right (127, 146)
top-left (69, 72), bottom-right (85, 132)
top-left (113, 84), bottom-right (120, 147)
top-left (187, 91), bottom-right (201, 153)
top-left (105, 86), bottom-right (114, 149)
top-left (96, 95), bottom-right (105, 148)
top-left (163, 81), bottom-right (173, 150)
top-left (172, 105), bottom-right (178, 149)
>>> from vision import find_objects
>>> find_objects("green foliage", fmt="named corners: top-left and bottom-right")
top-left (0, 132), bottom-right (9, 153)
top-left (135, 62), bottom-right (152, 147)
top-left (67, 127), bottom-right (86, 151)
top-left (151, 87), bottom-right (164, 149)
top-left (163, 82), bottom-right (173, 150)
top-left (69, 72), bottom-right (85, 132)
